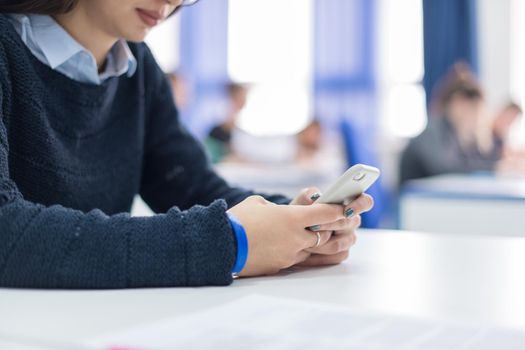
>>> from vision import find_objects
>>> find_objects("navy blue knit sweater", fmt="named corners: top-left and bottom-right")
top-left (0, 15), bottom-right (287, 289)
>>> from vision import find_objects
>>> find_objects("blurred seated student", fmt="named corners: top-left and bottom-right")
top-left (206, 82), bottom-right (248, 163)
top-left (0, 0), bottom-right (373, 289)
top-left (294, 119), bottom-right (345, 172)
top-left (400, 79), bottom-right (500, 185)
top-left (296, 120), bottom-right (322, 161)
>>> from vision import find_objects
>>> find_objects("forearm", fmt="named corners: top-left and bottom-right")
top-left (0, 197), bottom-right (236, 289)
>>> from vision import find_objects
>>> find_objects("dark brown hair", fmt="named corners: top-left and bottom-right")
top-left (227, 82), bottom-right (249, 97)
top-left (429, 62), bottom-right (484, 116)
top-left (443, 82), bottom-right (483, 105)
top-left (0, 0), bottom-right (79, 14)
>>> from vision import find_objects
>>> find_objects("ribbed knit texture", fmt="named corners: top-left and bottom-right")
top-left (0, 15), bottom-right (287, 289)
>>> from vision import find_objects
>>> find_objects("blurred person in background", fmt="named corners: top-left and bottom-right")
top-left (296, 120), bottom-right (322, 162)
top-left (206, 82), bottom-right (248, 163)
top-left (400, 75), bottom-right (501, 185)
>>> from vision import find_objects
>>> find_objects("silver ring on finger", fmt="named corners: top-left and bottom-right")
top-left (313, 231), bottom-right (321, 248)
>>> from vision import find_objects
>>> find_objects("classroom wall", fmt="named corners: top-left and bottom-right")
top-left (477, 0), bottom-right (511, 111)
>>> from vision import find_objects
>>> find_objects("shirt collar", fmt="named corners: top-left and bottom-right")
top-left (100, 40), bottom-right (138, 80)
top-left (20, 14), bottom-right (137, 82)
top-left (29, 14), bottom-right (86, 70)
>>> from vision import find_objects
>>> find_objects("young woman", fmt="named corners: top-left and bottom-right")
top-left (0, 0), bottom-right (373, 289)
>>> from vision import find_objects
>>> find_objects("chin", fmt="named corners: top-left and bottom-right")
top-left (124, 30), bottom-right (150, 43)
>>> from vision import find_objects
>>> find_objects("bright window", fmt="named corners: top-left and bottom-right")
top-left (510, 0), bottom-right (525, 108)
top-left (386, 84), bottom-right (427, 137)
top-left (379, 0), bottom-right (427, 138)
top-left (509, 0), bottom-right (525, 147)
top-left (227, 0), bottom-right (314, 136)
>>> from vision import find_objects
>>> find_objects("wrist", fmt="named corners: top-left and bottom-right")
top-left (227, 213), bottom-right (248, 276)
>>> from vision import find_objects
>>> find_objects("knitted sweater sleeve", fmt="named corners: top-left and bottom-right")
top-left (138, 45), bottom-right (290, 213)
top-left (0, 74), bottom-right (236, 289)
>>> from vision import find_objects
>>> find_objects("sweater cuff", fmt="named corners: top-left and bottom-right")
top-left (227, 213), bottom-right (248, 275)
top-left (180, 200), bottom-right (237, 286)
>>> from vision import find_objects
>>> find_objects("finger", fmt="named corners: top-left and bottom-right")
top-left (343, 193), bottom-right (374, 218)
top-left (296, 250), bottom-right (350, 267)
top-left (333, 215), bottom-right (362, 235)
top-left (334, 231), bottom-right (358, 246)
top-left (291, 203), bottom-right (345, 227)
top-left (292, 187), bottom-right (322, 205)
top-left (299, 230), bottom-right (332, 250)
top-left (305, 233), bottom-right (356, 255)
top-left (309, 215), bottom-right (361, 233)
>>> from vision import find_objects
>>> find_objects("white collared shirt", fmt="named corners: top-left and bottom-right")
top-left (7, 14), bottom-right (137, 85)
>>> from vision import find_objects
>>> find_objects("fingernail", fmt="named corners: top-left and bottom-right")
top-left (310, 193), bottom-right (321, 201)
top-left (345, 208), bottom-right (355, 218)
top-left (309, 224), bottom-right (321, 231)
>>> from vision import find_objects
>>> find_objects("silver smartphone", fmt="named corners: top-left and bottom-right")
top-left (316, 164), bottom-right (380, 205)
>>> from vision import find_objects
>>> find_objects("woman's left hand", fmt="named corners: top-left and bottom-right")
top-left (290, 187), bottom-right (373, 266)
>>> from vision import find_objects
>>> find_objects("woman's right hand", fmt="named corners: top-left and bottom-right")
top-left (227, 195), bottom-right (344, 277)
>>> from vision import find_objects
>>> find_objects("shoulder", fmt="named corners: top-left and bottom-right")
top-left (126, 41), bottom-right (171, 104)
top-left (0, 14), bottom-right (16, 46)
top-left (412, 118), bottom-right (446, 145)
top-left (0, 15), bottom-right (22, 85)
top-left (0, 15), bottom-right (9, 53)
top-left (0, 14), bottom-right (25, 67)
top-left (0, 14), bottom-right (9, 30)
top-left (403, 122), bottom-right (437, 160)
top-left (127, 42), bottom-right (168, 90)
top-left (0, 17), bottom-right (8, 88)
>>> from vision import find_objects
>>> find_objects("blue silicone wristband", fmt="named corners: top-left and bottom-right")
top-left (227, 213), bottom-right (248, 274)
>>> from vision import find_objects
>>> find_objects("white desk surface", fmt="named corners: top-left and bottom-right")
top-left (403, 174), bottom-right (525, 199)
top-left (400, 175), bottom-right (525, 236)
top-left (1, 229), bottom-right (525, 346)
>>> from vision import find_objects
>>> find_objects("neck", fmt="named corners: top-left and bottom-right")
top-left (53, 7), bottom-right (117, 71)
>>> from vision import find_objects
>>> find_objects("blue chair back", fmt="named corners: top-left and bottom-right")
top-left (340, 119), bottom-right (385, 228)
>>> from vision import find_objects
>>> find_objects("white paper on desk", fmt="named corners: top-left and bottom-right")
top-left (84, 295), bottom-right (525, 350)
